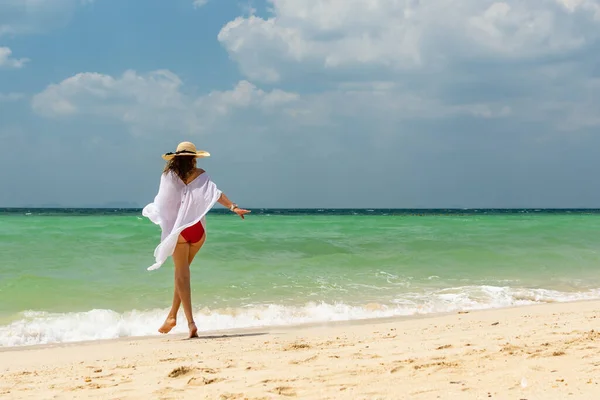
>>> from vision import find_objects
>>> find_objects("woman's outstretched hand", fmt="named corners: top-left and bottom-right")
top-left (234, 207), bottom-right (251, 219)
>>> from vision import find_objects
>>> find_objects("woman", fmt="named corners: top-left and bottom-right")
top-left (143, 141), bottom-right (250, 338)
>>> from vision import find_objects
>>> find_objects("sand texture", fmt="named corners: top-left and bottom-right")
top-left (1, 301), bottom-right (599, 399)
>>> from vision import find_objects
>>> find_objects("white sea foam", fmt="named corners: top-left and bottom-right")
top-left (1, 285), bottom-right (599, 347)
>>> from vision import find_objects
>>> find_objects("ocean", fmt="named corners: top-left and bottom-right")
top-left (1, 208), bottom-right (599, 347)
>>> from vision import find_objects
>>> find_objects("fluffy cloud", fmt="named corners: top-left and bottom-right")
top-left (0, 47), bottom-right (29, 68)
top-left (31, 70), bottom-right (301, 134)
top-left (32, 70), bottom-right (186, 118)
top-left (25, 1), bottom-right (600, 139)
top-left (193, 0), bottom-right (208, 8)
top-left (215, 0), bottom-right (600, 131)
top-left (218, 0), bottom-right (600, 82)
top-left (31, 67), bottom-right (520, 139)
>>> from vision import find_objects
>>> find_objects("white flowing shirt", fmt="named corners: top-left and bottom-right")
top-left (142, 171), bottom-right (222, 271)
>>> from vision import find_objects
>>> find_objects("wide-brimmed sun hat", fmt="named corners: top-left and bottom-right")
top-left (162, 141), bottom-right (210, 161)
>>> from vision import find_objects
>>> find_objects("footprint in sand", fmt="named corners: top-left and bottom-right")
top-left (168, 366), bottom-right (194, 378)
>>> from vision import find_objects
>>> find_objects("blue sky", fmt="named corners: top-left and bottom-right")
top-left (1, 0), bottom-right (599, 208)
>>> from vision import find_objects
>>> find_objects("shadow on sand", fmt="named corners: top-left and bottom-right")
top-left (183, 332), bottom-right (269, 341)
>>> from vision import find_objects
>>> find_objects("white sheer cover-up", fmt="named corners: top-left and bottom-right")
top-left (142, 171), bottom-right (222, 271)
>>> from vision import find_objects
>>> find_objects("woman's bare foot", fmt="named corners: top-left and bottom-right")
top-left (188, 322), bottom-right (198, 338)
top-left (158, 317), bottom-right (177, 334)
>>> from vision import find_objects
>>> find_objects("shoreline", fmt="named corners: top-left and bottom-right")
top-left (2, 300), bottom-right (599, 399)
top-left (2, 298), bottom-right (600, 352)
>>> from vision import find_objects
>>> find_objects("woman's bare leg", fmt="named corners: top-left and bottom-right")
top-left (158, 281), bottom-right (182, 334)
top-left (188, 234), bottom-right (205, 265)
top-left (171, 239), bottom-right (197, 338)
top-left (158, 235), bottom-right (205, 335)
top-left (158, 237), bottom-right (186, 334)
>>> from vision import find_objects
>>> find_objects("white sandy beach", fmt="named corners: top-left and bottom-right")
top-left (1, 301), bottom-right (599, 399)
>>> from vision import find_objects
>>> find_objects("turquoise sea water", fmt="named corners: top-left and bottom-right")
top-left (1, 209), bottom-right (600, 347)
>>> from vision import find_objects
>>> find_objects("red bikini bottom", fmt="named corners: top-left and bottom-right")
top-left (180, 221), bottom-right (205, 244)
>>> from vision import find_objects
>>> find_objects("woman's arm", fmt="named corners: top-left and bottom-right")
top-left (217, 192), bottom-right (236, 210)
top-left (217, 193), bottom-right (251, 219)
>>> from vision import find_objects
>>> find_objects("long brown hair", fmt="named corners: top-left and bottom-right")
top-left (163, 156), bottom-right (196, 181)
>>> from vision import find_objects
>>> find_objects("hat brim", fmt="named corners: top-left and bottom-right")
top-left (162, 151), bottom-right (210, 161)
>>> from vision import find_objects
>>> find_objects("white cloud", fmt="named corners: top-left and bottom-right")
top-left (25, 0), bottom-right (600, 140)
top-left (465, 1), bottom-right (595, 58)
top-left (212, 0), bottom-right (600, 131)
top-left (193, 0), bottom-right (208, 8)
top-left (32, 70), bottom-right (185, 117)
top-left (31, 68), bottom-right (517, 139)
top-left (0, 47), bottom-right (29, 68)
top-left (218, 0), bottom-right (600, 83)
top-left (199, 80), bottom-right (299, 112)
top-left (557, 0), bottom-right (600, 18)
top-left (31, 70), bottom-right (302, 134)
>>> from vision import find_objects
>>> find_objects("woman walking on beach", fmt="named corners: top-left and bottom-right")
top-left (143, 141), bottom-right (250, 338)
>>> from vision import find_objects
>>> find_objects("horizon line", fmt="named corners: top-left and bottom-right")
top-left (2, 207), bottom-right (600, 211)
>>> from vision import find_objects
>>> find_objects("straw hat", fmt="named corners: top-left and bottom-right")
top-left (162, 142), bottom-right (210, 161)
